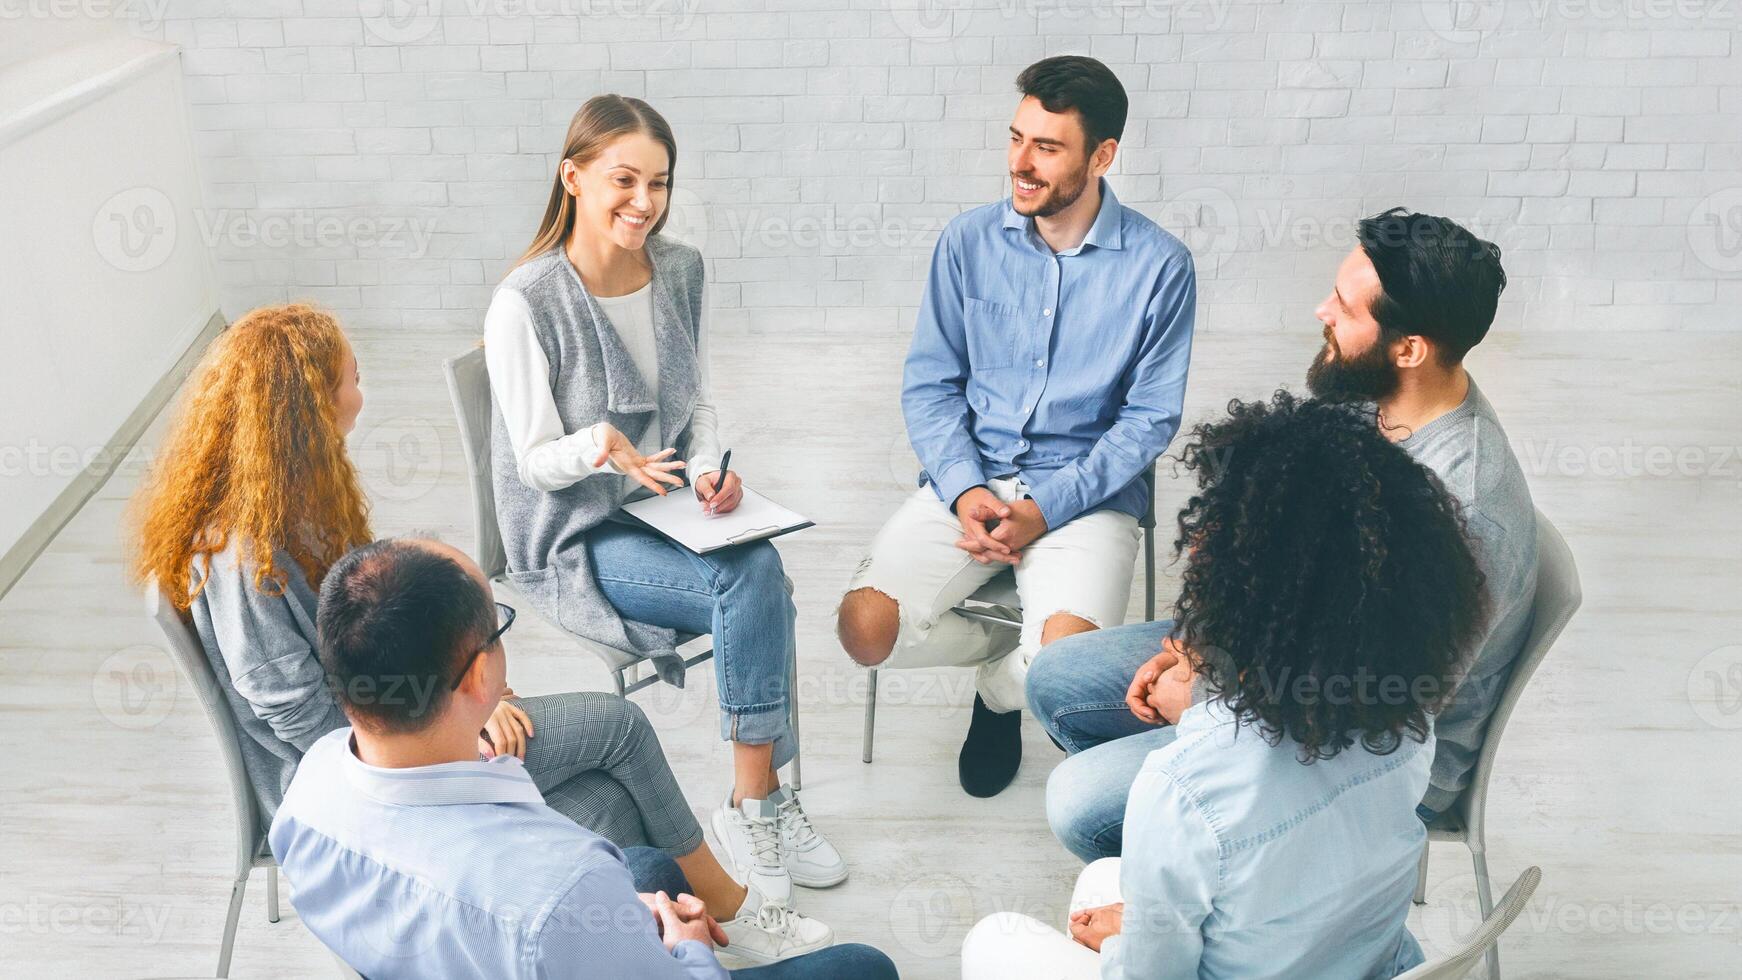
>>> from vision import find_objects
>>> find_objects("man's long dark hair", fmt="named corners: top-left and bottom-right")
top-left (1169, 391), bottom-right (1487, 761)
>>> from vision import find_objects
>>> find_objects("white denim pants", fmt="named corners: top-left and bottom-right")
top-left (960, 857), bottom-right (1123, 979)
top-left (847, 479), bottom-right (1140, 713)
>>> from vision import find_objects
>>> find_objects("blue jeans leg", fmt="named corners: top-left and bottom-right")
top-left (1044, 724), bottom-right (1179, 863)
top-left (588, 522), bottom-right (796, 767)
top-left (732, 944), bottom-right (899, 980)
top-left (623, 845), bottom-right (691, 897)
top-left (1027, 620), bottom-right (1177, 753)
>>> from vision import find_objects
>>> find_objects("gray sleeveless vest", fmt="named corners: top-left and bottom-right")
top-left (488, 235), bottom-right (704, 684)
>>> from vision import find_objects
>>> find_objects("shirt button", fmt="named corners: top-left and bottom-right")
top-left (1043, 308), bottom-right (1053, 316)
top-left (1035, 358), bottom-right (1045, 366)
top-left (1024, 404), bottom-right (1034, 412)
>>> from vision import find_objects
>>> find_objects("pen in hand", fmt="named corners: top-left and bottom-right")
top-left (703, 449), bottom-right (732, 516)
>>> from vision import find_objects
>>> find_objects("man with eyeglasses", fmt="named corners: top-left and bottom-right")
top-left (269, 537), bottom-right (895, 978)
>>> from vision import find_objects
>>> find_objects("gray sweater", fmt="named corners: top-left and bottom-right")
top-left (1401, 377), bottom-right (1539, 814)
top-left (188, 543), bottom-right (346, 820)
top-left (487, 237), bottom-right (707, 685)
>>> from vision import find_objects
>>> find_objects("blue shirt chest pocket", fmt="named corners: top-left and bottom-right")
top-left (963, 296), bottom-right (1024, 370)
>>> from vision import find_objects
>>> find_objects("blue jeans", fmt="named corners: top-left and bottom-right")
top-left (588, 522), bottom-right (796, 767)
top-left (1026, 620), bottom-right (1180, 864)
top-left (624, 847), bottom-right (899, 979)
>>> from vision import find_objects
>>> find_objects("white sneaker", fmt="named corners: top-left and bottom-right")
top-left (710, 793), bottom-right (792, 907)
top-left (770, 785), bottom-right (848, 888)
top-left (719, 882), bottom-right (834, 965)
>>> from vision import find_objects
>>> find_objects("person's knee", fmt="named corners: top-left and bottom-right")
top-left (1040, 610), bottom-right (1101, 646)
top-left (722, 540), bottom-right (785, 587)
top-left (595, 691), bottom-right (650, 735)
top-left (837, 587), bottom-right (898, 667)
top-left (1045, 754), bottom-right (1112, 863)
top-left (829, 943), bottom-right (898, 980)
top-left (962, 912), bottom-right (1046, 973)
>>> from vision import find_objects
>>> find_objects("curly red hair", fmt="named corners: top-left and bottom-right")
top-left (129, 304), bottom-right (372, 607)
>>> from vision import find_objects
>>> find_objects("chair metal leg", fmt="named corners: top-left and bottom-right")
top-left (266, 864), bottom-right (280, 923)
top-left (787, 649), bottom-right (803, 791)
top-left (1143, 526), bottom-right (1155, 621)
top-left (1472, 847), bottom-right (1498, 978)
top-left (861, 667), bottom-right (879, 764)
top-left (612, 667), bottom-right (627, 698)
top-left (217, 871), bottom-right (247, 978)
top-left (1412, 840), bottom-right (1429, 905)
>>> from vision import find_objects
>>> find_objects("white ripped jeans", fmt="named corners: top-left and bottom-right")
top-left (846, 478), bottom-right (1140, 713)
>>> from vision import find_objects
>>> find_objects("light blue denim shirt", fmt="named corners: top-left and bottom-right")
top-left (269, 729), bottom-right (727, 980)
top-left (901, 179), bottom-right (1196, 528)
top-left (1104, 699), bottom-right (1432, 980)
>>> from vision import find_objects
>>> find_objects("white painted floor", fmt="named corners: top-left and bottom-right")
top-left (2, 324), bottom-right (1738, 978)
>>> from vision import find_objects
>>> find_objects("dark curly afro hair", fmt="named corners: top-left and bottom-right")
top-left (1169, 390), bottom-right (1487, 762)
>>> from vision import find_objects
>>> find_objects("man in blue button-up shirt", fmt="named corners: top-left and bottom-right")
top-left (271, 538), bottom-right (896, 979)
top-left (838, 57), bottom-right (1196, 798)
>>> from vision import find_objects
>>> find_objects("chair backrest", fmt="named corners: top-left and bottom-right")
top-left (1396, 867), bottom-right (1541, 979)
top-left (144, 584), bottom-right (266, 872)
top-left (1453, 509), bottom-right (1582, 836)
top-left (443, 346), bottom-right (507, 581)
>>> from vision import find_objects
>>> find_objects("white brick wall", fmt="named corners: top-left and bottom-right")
top-left (125, 0), bottom-right (1742, 332)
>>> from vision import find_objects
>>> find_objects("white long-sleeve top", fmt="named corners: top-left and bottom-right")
top-left (484, 280), bottom-right (722, 496)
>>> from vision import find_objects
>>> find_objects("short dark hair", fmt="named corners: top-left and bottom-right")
top-left (1357, 207), bottom-right (1508, 364)
top-left (1016, 55), bottom-right (1128, 150)
top-left (316, 539), bottom-right (496, 733)
top-left (1169, 390), bottom-right (1487, 762)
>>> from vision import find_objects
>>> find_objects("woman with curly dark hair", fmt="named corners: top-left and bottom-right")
top-left (964, 390), bottom-right (1485, 979)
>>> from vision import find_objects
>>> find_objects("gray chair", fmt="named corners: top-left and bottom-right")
top-left (145, 586), bottom-right (280, 978)
top-left (1413, 509), bottom-right (1580, 980)
top-left (861, 467), bottom-right (1159, 763)
top-left (1397, 867), bottom-right (1542, 980)
top-left (443, 347), bottom-right (802, 789)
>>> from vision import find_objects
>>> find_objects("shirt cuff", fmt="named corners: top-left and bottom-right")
top-left (669, 939), bottom-right (726, 975)
top-left (928, 457), bottom-right (989, 511)
top-left (1025, 474), bottom-right (1081, 531)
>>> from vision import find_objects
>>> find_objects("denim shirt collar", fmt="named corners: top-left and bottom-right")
top-left (339, 730), bottom-right (545, 807)
top-left (999, 177), bottom-right (1125, 253)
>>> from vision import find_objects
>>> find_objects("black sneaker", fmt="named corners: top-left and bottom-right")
top-left (958, 694), bottom-right (1022, 798)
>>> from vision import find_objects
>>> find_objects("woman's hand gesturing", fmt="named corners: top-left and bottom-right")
top-left (591, 423), bottom-right (686, 496)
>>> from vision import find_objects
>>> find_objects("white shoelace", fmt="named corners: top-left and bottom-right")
top-left (742, 812), bottom-right (782, 868)
top-left (776, 794), bottom-right (820, 850)
top-left (751, 901), bottom-right (804, 941)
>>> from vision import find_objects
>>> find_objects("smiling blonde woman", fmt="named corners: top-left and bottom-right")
top-left (482, 95), bottom-right (846, 962)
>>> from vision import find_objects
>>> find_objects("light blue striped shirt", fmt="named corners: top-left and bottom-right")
top-left (1104, 699), bottom-right (1431, 979)
top-left (268, 729), bottom-right (727, 980)
top-left (902, 179), bottom-right (1196, 527)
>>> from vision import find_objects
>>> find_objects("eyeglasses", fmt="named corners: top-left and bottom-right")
top-left (449, 602), bottom-right (516, 691)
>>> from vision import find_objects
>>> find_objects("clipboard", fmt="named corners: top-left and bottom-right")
top-left (618, 485), bottom-right (815, 556)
